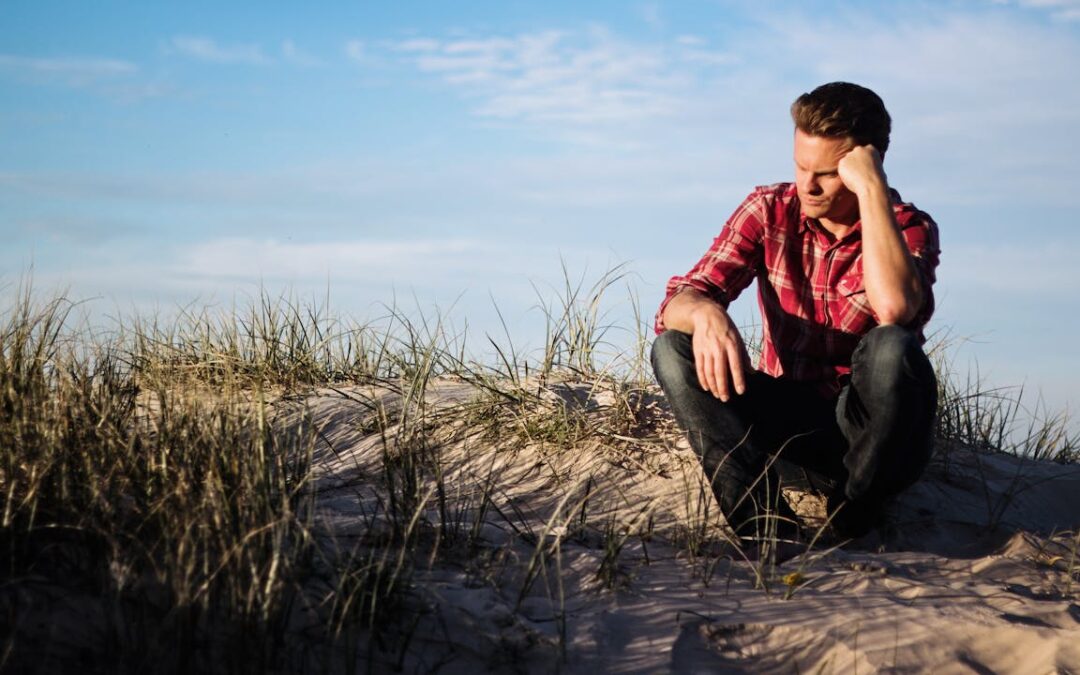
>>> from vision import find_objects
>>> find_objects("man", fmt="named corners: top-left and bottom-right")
top-left (651, 82), bottom-right (940, 545)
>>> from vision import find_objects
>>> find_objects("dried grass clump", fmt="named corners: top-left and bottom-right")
top-left (1, 270), bottom-right (1076, 673)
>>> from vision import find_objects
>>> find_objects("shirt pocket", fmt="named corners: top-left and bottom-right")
top-left (837, 274), bottom-right (876, 322)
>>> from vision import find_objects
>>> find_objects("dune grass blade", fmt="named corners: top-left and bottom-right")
top-left (2, 270), bottom-right (1077, 672)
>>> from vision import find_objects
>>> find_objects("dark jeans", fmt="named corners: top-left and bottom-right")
top-left (651, 325), bottom-right (937, 537)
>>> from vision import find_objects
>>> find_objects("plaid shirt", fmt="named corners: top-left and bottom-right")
top-left (655, 182), bottom-right (940, 397)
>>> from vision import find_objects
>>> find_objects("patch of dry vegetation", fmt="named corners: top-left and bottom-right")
top-left (1, 271), bottom-right (1078, 673)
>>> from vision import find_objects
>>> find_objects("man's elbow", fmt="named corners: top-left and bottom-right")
top-left (872, 291), bottom-right (922, 326)
top-left (875, 306), bottom-right (912, 326)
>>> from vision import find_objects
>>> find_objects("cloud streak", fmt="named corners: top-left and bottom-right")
top-left (742, 8), bottom-right (1080, 208)
top-left (0, 53), bottom-right (169, 101)
top-left (168, 36), bottom-right (271, 65)
top-left (1013, 0), bottom-right (1080, 21)
top-left (0, 54), bottom-right (136, 77)
top-left (281, 39), bottom-right (321, 66)
top-left (0, 53), bottom-right (138, 91)
top-left (176, 237), bottom-right (489, 284)
top-left (344, 40), bottom-right (367, 62)
top-left (386, 9), bottom-right (1080, 207)
top-left (390, 28), bottom-right (734, 130)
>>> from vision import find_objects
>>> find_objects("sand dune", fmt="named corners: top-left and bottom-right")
top-left (286, 379), bottom-right (1080, 674)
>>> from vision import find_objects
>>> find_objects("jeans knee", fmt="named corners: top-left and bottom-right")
top-left (854, 325), bottom-right (920, 376)
top-left (651, 329), bottom-right (694, 387)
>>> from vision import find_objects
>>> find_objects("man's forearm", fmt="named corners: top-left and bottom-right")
top-left (857, 182), bottom-right (922, 325)
top-left (838, 145), bottom-right (922, 326)
top-left (662, 287), bottom-right (751, 400)
top-left (662, 288), bottom-right (728, 334)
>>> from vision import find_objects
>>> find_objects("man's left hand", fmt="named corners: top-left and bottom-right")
top-left (837, 144), bottom-right (887, 197)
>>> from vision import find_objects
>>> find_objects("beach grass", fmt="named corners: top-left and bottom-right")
top-left (1, 272), bottom-right (1077, 673)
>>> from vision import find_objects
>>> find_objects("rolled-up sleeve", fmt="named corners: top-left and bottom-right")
top-left (897, 208), bottom-right (941, 334)
top-left (654, 190), bottom-right (767, 334)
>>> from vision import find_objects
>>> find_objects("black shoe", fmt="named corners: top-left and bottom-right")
top-left (827, 492), bottom-right (885, 540)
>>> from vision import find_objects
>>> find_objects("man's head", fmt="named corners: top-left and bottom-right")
top-left (790, 82), bottom-right (891, 223)
top-left (790, 82), bottom-right (891, 154)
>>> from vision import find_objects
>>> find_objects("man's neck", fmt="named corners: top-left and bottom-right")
top-left (816, 216), bottom-right (857, 240)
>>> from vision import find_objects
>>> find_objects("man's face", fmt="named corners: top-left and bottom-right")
top-left (793, 128), bottom-right (859, 224)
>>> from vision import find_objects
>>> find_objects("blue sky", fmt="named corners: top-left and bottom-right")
top-left (3, 0), bottom-right (1079, 429)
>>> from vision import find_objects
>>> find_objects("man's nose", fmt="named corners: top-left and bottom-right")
top-left (800, 175), bottom-right (822, 195)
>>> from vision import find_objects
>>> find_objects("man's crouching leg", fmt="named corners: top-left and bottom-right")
top-left (651, 330), bottom-right (784, 541)
top-left (833, 324), bottom-right (938, 536)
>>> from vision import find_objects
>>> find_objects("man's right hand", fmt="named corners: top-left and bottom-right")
top-left (689, 303), bottom-right (751, 401)
top-left (662, 289), bottom-right (752, 401)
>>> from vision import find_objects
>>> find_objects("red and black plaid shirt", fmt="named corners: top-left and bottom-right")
top-left (655, 182), bottom-right (940, 397)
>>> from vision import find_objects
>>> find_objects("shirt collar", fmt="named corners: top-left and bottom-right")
top-left (799, 213), bottom-right (864, 244)
top-left (794, 186), bottom-right (904, 234)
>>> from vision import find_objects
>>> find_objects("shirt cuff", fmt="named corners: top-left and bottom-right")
top-left (654, 278), bottom-right (729, 334)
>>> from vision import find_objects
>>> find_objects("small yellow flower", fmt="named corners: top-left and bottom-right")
top-left (782, 571), bottom-right (807, 587)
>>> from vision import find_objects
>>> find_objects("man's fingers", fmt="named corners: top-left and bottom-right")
top-left (728, 341), bottom-right (746, 396)
top-left (693, 333), bottom-right (750, 401)
top-left (713, 351), bottom-right (730, 401)
top-left (699, 349), bottom-right (722, 399)
top-left (694, 346), bottom-right (708, 392)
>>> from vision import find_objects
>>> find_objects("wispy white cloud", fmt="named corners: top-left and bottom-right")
top-left (0, 54), bottom-right (136, 78)
top-left (168, 36), bottom-right (271, 65)
top-left (0, 143), bottom-right (753, 221)
top-left (740, 8), bottom-right (1080, 207)
top-left (637, 2), bottom-right (664, 29)
top-left (344, 39), bottom-right (367, 62)
top-left (7, 215), bottom-right (138, 244)
top-left (392, 38), bottom-right (440, 53)
top-left (0, 53), bottom-right (138, 92)
top-left (0, 53), bottom-right (168, 101)
top-left (1012, 0), bottom-right (1080, 21)
top-left (17, 234), bottom-right (630, 363)
top-left (281, 39), bottom-right (321, 66)
top-left (675, 35), bottom-right (705, 46)
top-left (25, 233), bottom-right (606, 311)
top-left (0, 165), bottom-right (410, 206)
top-left (176, 237), bottom-right (490, 283)
top-left (390, 27), bottom-right (734, 130)
top-left (385, 7), bottom-right (1080, 189)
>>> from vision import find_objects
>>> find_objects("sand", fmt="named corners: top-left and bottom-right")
top-left (285, 379), bottom-right (1080, 674)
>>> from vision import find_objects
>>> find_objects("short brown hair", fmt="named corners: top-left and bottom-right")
top-left (790, 82), bottom-right (891, 154)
